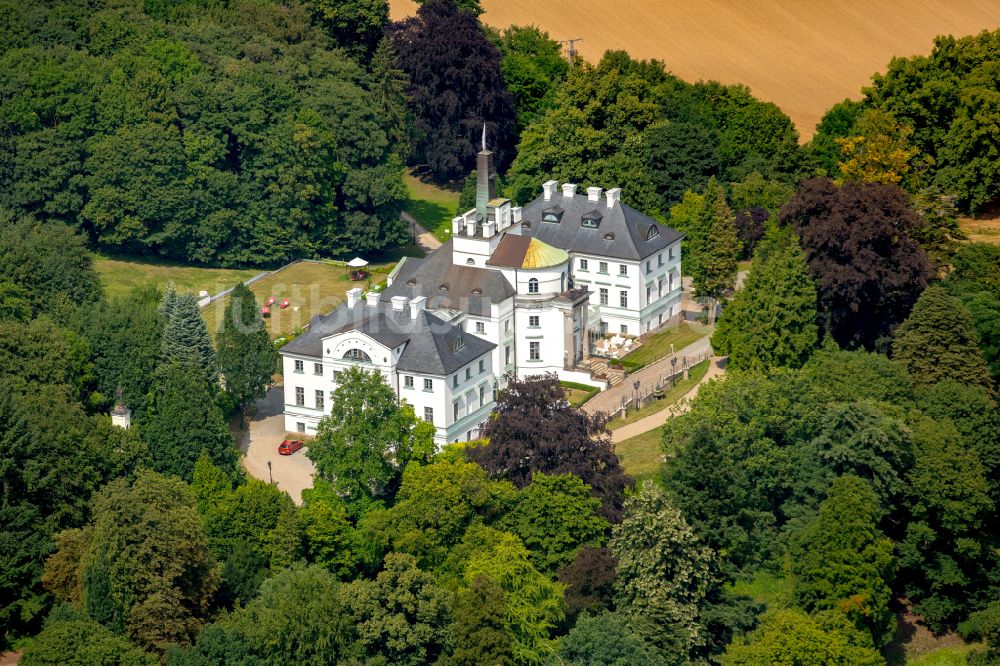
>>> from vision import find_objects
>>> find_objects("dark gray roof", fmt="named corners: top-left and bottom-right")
top-left (379, 239), bottom-right (516, 316)
top-left (280, 299), bottom-right (495, 375)
top-left (520, 191), bottom-right (683, 261)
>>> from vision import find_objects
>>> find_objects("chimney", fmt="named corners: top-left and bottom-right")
top-left (452, 216), bottom-right (464, 235)
top-left (409, 296), bottom-right (427, 319)
top-left (512, 206), bottom-right (522, 224)
top-left (606, 187), bottom-right (622, 208)
top-left (466, 218), bottom-right (477, 237)
top-left (587, 186), bottom-right (603, 202)
top-left (391, 295), bottom-right (408, 311)
top-left (366, 291), bottom-right (379, 307)
top-left (483, 221), bottom-right (496, 238)
top-left (346, 287), bottom-right (362, 308)
top-left (542, 180), bottom-right (558, 201)
top-left (562, 183), bottom-right (578, 198)
top-left (476, 124), bottom-right (496, 218)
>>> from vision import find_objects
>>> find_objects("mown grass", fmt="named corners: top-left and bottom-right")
top-left (617, 322), bottom-right (709, 372)
top-left (404, 171), bottom-right (461, 242)
top-left (905, 646), bottom-right (979, 666)
top-left (614, 428), bottom-right (664, 483)
top-left (94, 254), bottom-right (259, 301)
top-left (201, 261), bottom-right (390, 340)
top-left (606, 359), bottom-right (710, 431)
top-left (561, 381), bottom-right (600, 408)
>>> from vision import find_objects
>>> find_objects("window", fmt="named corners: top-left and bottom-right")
top-left (669, 272), bottom-right (675, 291)
top-left (646, 225), bottom-right (660, 240)
top-left (658, 277), bottom-right (664, 297)
top-left (618, 264), bottom-right (628, 277)
top-left (646, 260), bottom-right (651, 273)
top-left (579, 259), bottom-right (589, 271)
top-left (668, 246), bottom-right (674, 260)
top-left (404, 375), bottom-right (414, 389)
top-left (315, 390), bottom-right (324, 411)
top-left (475, 321), bottom-right (485, 334)
top-left (295, 387), bottom-right (304, 406)
top-left (621, 324), bottom-right (628, 335)
top-left (646, 285), bottom-right (652, 302)
top-left (478, 359), bottom-right (485, 374)
top-left (582, 212), bottom-right (602, 228)
top-left (542, 208), bottom-right (563, 223)
top-left (658, 253), bottom-right (664, 267)
top-left (529, 341), bottom-right (540, 361)
top-left (479, 384), bottom-right (486, 406)
top-left (466, 257), bottom-right (475, 265)
top-left (332, 370), bottom-right (340, 383)
top-left (424, 407), bottom-right (433, 423)
top-left (423, 378), bottom-right (433, 392)
top-left (465, 367), bottom-right (472, 380)
top-left (451, 335), bottom-right (466, 352)
top-left (599, 288), bottom-right (609, 306)
top-left (505, 345), bottom-right (511, 365)
top-left (504, 319), bottom-right (510, 333)
top-left (598, 261), bottom-right (608, 274)
top-left (296, 422), bottom-right (305, 433)
top-left (620, 290), bottom-right (628, 308)
top-left (313, 362), bottom-right (323, 376)
top-left (467, 430), bottom-right (474, 441)
top-left (453, 401), bottom-right (460, 420)
top-left (528, 278), bottom-right (539, 294)
top-left (343, 348), bottom-right (371, 363)
top-left (294, 359), bottom-right (304, 373)
top-left (453, 375), bottom-right (459, 388)
top-left (529, 315), bottom-right (539, 327)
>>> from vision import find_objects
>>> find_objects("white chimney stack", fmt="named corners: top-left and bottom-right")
top-left (451, 216), bottom-right (464, 235)
top-left (466, 218), bottom-right (477, 237)
top-left (409, 296), bottom-right (427, 319)
top-left (605, 187), bottom-right (622, 208)
top-left (366, 291), bottom-right (379, 307)
top-left (483, 221), bottom-right (496, 238)
top-left (542, 180), bottom-right (559, 201)
top-left (346, 287), bottom-right (362, 308)
top-left (587, 186), bottom-right (603, 202)
top-left (391, 295), bottom-right (408, 311)
top-left (562, 183), bottom-right (578, 198)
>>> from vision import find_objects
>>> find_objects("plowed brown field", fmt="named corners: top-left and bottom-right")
top-left (389, 0), bottom-right (1000, 140)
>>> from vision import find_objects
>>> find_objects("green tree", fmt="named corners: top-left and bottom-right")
top-left (609, 482), bottom-right (718, 658)
top-left (790, 476), bottom-right (896, 645)
top-left (712, 229), bottom-right (818, 371)
top-left (304, 0), bottom-right (388, 56)
top-left (438, 575), bottom-right (514, 666)
top-left (721, 609), bottom-right (883, 666)
top-left (299, 481), bottom-right (357, 578)
top-left (190, 451), bottom-right (234, 517)
top-left (140, 362), bottom-right (238, 483)
top-left (20, 614), bottom-right (154, 666)
top-left (729, 171), bottom-right (795, 217)
top-left (463, 531), bottom-right (565, 665)
top-left (686, 178), bottom-right (739, 319)
top-left (559, 611), bottom-right (665, 666)
top-left (159, 287), bottom-right (216, 385)
top-left (806, 99), bottom-right (865, 178)
top-left (205, 479), bottom-right (301, 572)
top-left (308, 366), bottom-right (435, 511)
top-left (893, 285), bottom-right (994, 393)
top-left (499, 473), bottom-right (608, 572)
top-left (836, 108), bottom-right (918, 186)
top-left (216, 282), bottom-right (277, 424)
top-left (341, 552), bottom-right (453, 665)
top-left (646, 121), bottom-right (720, 214)
top-left (0, 281), bottom-right (31, 321)
top-left (496, 25), bottom-right (568, 133)
top-left (79, 471), bottom-right (220, 652)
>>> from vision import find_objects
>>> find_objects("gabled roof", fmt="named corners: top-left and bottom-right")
top-left (279, 298), bottom-right (495, 375)
top-left (487, 234), bottom-right (568, 270)
top-left (379, 239), bottom-right (515, 316)
top-left (520, 191), bottom-right (683, 261)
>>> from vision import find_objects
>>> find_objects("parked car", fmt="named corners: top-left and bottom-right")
top-left (278, 439), bottom-right (304, 455)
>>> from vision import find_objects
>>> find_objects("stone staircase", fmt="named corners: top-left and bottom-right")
top-left (585, 358), bottom-right (625, 388)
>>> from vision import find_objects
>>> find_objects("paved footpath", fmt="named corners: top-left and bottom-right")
top-left (401, 211), bottom-right (442, 253)
top-left (583, 334), bottom-right (715, 416)
top-left (610, 356), bottom-right (727, 443)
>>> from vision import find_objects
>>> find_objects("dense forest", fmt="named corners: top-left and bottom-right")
top-left (2, 0), bottom-right (1000, 663)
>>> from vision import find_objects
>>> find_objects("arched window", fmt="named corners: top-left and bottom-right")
top-left (528, 278), bottom-right (539, 294)
top-left (343, 348), bottom-right (372, 363)
top-left (466, 258), bottom-right (475, 265)
top-left (646, 225), bottom-right (660, 241)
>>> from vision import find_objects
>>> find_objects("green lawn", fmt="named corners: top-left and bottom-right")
top-left (614, 428), bottom-right (664, 483)
top-left (404, 171), bottom-right (461, 242)
top-left (202, 260), bottom-right (390, 340)
top-left (94, 254), bottom-right (259, 301)
top-left (618, 322), bottom-right (709, 372)
top-left (562, 381), bottom-right (600, 408)
top-left (607, 359), bottom-right (710, 431)
top-left (905, 646), bottom-right (978, 666)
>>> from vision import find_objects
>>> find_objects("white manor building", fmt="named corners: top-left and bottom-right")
top-left (280, 139), bottom-right (683, 445)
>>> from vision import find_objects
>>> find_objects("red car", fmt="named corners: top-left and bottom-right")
top-left (278, 439), bottom-right (304, 455)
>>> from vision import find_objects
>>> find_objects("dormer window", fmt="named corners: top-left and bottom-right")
top-left (452, 335), bottom-right (466, 353)
top-left (343, 348), bottom-right (372, 363)
top-left (542, 206), bottom-right (563, 224)
top-left (646, 225), bottom-right (660, 241)
top-left (603, 232), bottom-right (615, 241)
top-left (581, 210), bottom-right (603, 229)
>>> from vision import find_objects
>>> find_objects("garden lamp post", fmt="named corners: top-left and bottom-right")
top-left (267, 460), bottom-right (272, 485)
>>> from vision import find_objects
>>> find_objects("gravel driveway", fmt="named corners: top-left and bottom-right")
top-left (240, 385), bottom-right (316, 504)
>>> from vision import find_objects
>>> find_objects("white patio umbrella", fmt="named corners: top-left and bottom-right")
top-left (346, 257), bottom-right (368, 268)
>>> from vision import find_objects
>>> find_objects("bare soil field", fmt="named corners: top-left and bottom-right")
top-left (390, 0), bottom-right (1000, 140)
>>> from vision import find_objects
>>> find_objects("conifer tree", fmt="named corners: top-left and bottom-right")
top-left (893, 285), bottom-right (994, 393)
top-left (686, 178), bottom-right (739, 321)
top-left (712, 229), bottom-right (819, 371)
top-left (216, 283), bottom-right (277, 425)
top-left (438, 576), bottom-right (514, 666)
top-left (160, 287), bottom-right (216, 386)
